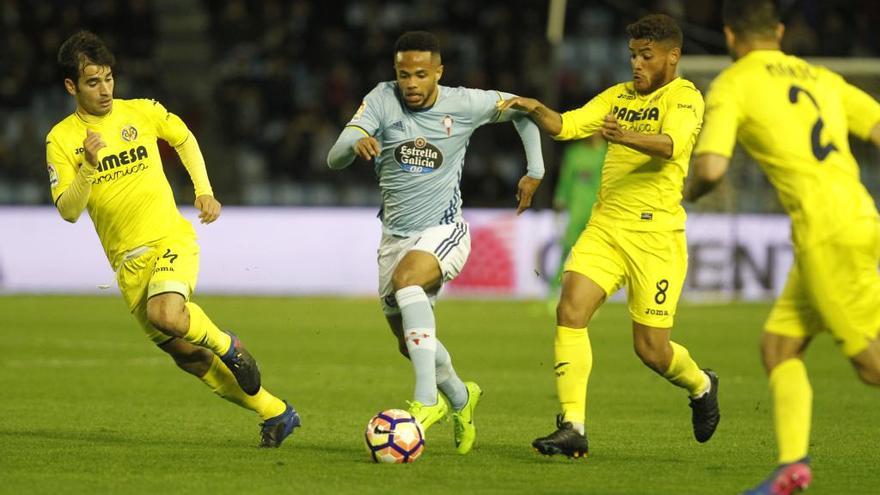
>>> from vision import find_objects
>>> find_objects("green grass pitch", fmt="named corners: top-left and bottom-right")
top-left (1, 296), bottom-right (878, 494)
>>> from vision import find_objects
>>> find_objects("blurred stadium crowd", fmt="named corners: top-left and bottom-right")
top-left (1, 0), bottom-right (878, 208)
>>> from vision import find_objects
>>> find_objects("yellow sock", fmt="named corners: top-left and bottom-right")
top-left (200, 354), bottom-right (287, 421)
top-left (554, 325), bottom-right (592, 425)
top-left (663, 341), bottom-right (708, 396)
top-left (770, 358), bottom-right (812, 464)
top-left (185, 302), bottom-right (233, 355)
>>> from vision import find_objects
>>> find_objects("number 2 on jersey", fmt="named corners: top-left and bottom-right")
top-left (788, 85), bottom-right (837, 161)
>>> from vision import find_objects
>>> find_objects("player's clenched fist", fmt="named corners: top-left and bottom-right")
top-left (194, 194), bottom-right (221, 224)
top-left (600, 113), bottom-right (626, 143)
top-left (83, 128), bottom-right (107, 167)
top-left (515, 175), bottom-right (542, 215)
top-left (353, 136), bottom-right (381, 160)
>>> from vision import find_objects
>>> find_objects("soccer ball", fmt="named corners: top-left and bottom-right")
top-left (364, 409), bottom-right (425, 463)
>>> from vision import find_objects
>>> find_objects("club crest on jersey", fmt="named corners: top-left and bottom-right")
top-left (442, 115), bottom-right (454, 136)
top-left (394, 137), bottom-right (444, 174)
top-left (351, 101), bottom-right (367, 122)
top-left (47, 163), bottom-right (59, 187)
top-left (121, 125), bottom-right (138, 142)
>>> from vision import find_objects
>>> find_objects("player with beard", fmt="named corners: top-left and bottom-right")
top-left (498, 14), bottom-right (719, 457)
top-left (327, 31), bottom-right (544, 455)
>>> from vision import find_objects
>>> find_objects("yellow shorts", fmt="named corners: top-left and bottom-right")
top-left (116, 235), bottom-right (200, 344)
top-left (564, 221), bottom-right (687, 328)
top-left (765, 217), bottom-right (880, 357)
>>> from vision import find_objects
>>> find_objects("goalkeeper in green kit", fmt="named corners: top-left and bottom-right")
top-left (549, 134), bottom-right (605, 303)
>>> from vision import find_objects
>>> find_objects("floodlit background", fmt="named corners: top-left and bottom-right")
top-left (2, 4), bottom-right (880, 494)
top-left (0, 0), bottom-right (877, 299)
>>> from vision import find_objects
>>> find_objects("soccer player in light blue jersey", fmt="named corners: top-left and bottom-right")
top-left (327, 31), bottom-right (545, 455)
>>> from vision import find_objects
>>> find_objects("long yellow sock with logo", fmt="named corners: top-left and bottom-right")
top-left (663, 342), bottom-right (709, 396)
top-left (184, 302), bottom-right (232, 356)
top-left (555, 325), bottom-right (592, 426)
top-left (199, 354), bottom-right (287, 421)
top-left (770, 358), bottom-right (812, 464)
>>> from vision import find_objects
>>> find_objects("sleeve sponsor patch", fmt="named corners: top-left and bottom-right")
top-left (351, 101), bottom-right (367, 122)
top-left (677, 102), bottom-right (697, 116)
top-left (47, 163), bottom-right (59, 187)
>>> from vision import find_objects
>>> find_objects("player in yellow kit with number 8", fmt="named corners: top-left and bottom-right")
top-left (45, 30), bottom-right (300, 447)
top-left (499, 14), bottom-right (720, 458)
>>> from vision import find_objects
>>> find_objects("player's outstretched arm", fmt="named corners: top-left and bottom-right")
top-left (684, 153), bottom-right (730, 202)
top-left (601, 114), bottom-right (673, 158)
top-left (507, 113), bottom-right (545, 214)
top-left (497, 97), bottom-right (563, 136)
top-left (327, 127), bottom-right (380, 169)
top-left (54, 129), bottom-right (104, 223)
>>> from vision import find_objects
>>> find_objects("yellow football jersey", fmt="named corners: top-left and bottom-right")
top-left (695, 50), bottom-right (880, 247)
top-left (46, 99), bottom-right (196, 268)
top-left (555, 77), bottom-right (704, 231)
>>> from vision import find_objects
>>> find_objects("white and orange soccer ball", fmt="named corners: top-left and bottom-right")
top-left (364, 409), bottom-right (425, 463)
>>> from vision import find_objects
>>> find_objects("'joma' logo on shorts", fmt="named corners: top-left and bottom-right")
top-left (645, 308), bottom-right (669, 316)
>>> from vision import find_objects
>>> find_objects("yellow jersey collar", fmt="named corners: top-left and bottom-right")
top-left (632, 76), bottom-right (684, 99)
top-left (75, 104), bottom-right (114, 124)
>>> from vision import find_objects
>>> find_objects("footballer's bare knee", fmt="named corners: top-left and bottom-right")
top-left (633, 325), bottom-right (673, 373)
top-left (761, 332), bottom-right (809, 374)
top-left (391, 251), bottom-right (441, 291)
top-left (391, 269), bottom-right (439, 292)
top-left (851, 341), bottom-right (880, 386)
top-left (855, 366), bottom-right (880, 386)
top-left (556, 296), bottom-right (589, 328)
top-left (391, 270), bottom-right (416, 291)
top-left (146, 293), bottom-right (188, 337)
top-left (159, 338), bottom-right (212, 376)
top-left (556, 272), bottom-right (605, 328)
top-left (634, 344), bottom-right (670, 374)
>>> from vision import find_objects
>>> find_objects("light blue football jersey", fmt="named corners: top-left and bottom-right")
top-left (346, 82), bottom-right (530, 236)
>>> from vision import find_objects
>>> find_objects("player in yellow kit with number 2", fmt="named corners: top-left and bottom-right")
top-left (686, 1), bottom-right (880, 493)
top-left (498, 14), bottom-right (720, 458)
top-left (45, 30), bottom-right (300, 447)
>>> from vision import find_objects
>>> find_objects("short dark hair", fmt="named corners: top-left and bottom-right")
top-left (626, 14), bottom-right (683, 48)
top-left (57, 30), bottom-right (116, 83)
top-left (394, 31), bottom-right (441, 56)
top-left (722, 0), bottom-right (780, 38)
